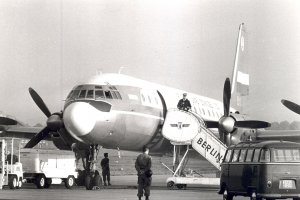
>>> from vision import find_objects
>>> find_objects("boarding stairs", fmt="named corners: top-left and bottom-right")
top-left (162, 108), bottom-right (227, 171)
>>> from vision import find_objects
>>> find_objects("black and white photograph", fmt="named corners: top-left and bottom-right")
top-left (0, 0), bottom-right (300, 200)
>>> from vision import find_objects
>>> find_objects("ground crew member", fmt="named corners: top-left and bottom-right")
top-left (135, 146), bottom-right (152, 200)
top-left (177, 93), bottom-right (191, 111)
top-left (101, 153), bottom-right (111, 186)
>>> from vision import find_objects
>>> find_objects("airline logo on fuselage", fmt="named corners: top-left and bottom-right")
top-left (170, 122), bottom-right (190, 130)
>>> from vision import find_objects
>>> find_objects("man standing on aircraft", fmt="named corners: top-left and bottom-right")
top-left (135, 146), bottom-right (152, 200)
top-left (101, 153), bottom-right (111, 186)
top-left (177, 93), bottom-right (192, 111)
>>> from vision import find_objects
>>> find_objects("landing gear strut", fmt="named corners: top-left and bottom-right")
top-left (78, 144), bottom-right (102, 190)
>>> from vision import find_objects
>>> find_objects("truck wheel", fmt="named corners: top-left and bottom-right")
top-left (45, 178), bottom-right (52, 188)
top-left (36, 175), bottom-right (46, 189)
top-left (8, 175), bottom-right (17, 189)
top-left (65, 176), bottom-right (75, 189)
top-left (223, 188), bottom-right (233, 200)
top-left (16, 178), bottom-right (22, 189)
top-left (167, 181), bottom-right (174, 189)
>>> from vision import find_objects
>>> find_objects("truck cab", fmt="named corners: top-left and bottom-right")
top-left (0, 138), bottom-right (23, 189)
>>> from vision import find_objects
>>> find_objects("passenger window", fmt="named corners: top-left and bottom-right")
top-left (253, 149), bottom-right (261, 162)
top-left (79, 90), bottom-right (86, 98)
top-left (224, 150), bottom-right (232, 163)
top-left (86, 90), bottom-right (94, 99)
top-left (95, 86), bottom-right (103, 89)
top-left (245, 149), bottom-right (254, 162)
top-left (260, 149), bottom-right (271, 162)
top-left (238, 149), bottom-right (247, 162)
top-left (104, 91), bottom-right (113, 99)
top-left (141, 94), bottom-right (145, 102)
top-left (231, 149), bottom-right (240, 162)
top-left (95, 90), bottom-right (105, 99)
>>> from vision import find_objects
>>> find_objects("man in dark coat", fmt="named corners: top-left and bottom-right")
top-left (101, 153), bottom-right (111, 186)
top-left (177, 93), bottom-right (191, 111)
top-left (135, 146), bottom-right (152, 200)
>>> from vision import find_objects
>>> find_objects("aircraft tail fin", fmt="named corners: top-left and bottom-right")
top-left (231, 23), bottom-right (249, 97)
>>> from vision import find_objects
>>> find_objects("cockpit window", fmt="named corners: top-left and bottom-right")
top-left (67, 90), bottom-right (73, 99)
top-left (86, 90), bottom-right (94, 99)
top-left (105, 91), bottom-right (113, 99)
top-left (78, 90), bottom-right (87, 98)
top-left (66, 85), bottom-right (122, 101)
top-left (95, 90), bottom-right (105, 99)
top-left (71, 90), bottom-right (80, 99)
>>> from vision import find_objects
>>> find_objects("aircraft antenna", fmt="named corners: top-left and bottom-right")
top-left (96, 69), bottom-right (103, 76)
top-left (118, 67), bottom-right (126, 74)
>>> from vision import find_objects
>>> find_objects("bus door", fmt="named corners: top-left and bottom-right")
top-left (228, 149), bottom-right (244, 192)
top-left (243, 148), bottom-right (261, 192)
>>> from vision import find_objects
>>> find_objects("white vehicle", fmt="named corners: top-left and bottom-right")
top-left (0, 138), bottom-right (23, 189)
top-left (21, 149), bottom-right (78, 189)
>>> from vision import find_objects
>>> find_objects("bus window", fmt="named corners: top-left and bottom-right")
top-left (86, 90), bottom-right (94, 99)
top-left (95, 90), bottom-right (105, 99)
top-left (105, 91), bottom-right (113, 99)
top-left (79, 90), bottom-right (86, 98)
top-left (260, 149), bottom-right (271, 162)
top-left (274, 148), bottom-right (300, 162)
top-left (224, 149), bottom-right (232, 163)
top-left (238, 149), bottom-right (247, 162)
top-left (245, 149), bottom-right (254, 162)
top-left (231, 149), bottom-right (240, 162)
top-left (253, 149), bottom-right (261, 162)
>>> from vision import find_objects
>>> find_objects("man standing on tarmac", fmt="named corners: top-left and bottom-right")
top-left (135, 146), bottom-right (152, 200)
top-left (101, 153), bottom-right (111, 186)
top-left (177, 93), bottom-right (191, 111)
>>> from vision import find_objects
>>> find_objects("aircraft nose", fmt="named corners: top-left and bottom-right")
top-left (63, 102), bottom-right (97, 139)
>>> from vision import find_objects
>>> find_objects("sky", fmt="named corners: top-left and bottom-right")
top-left (0, 0), bottom-right (300, 126)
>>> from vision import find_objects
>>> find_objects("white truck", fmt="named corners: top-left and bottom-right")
top-left (21, 148), bottom-right (78, 189)
top-left (0, 138), bottom-right (23, 189)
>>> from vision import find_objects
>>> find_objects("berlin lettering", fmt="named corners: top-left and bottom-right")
top-left (197, 137), bottom-right (223, 163)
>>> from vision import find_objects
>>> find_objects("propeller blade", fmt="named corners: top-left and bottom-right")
top-left (234, 120), bottom-right (271, 129)
top-left (24, 127), bottom-right (50, 148)
top-left (223, 78), bottom-right (231, 117)
top-left (0, 117), bottom-right (18, 125)
top-left (281, 99), bottom-right (300, 115)
top-left (29, 87), bottom-right (51, 118)
top-left (205, 121), bottom-right (219, 128)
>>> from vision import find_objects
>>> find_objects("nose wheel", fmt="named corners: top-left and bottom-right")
top-left (78, 144), bottom-right (102, 190)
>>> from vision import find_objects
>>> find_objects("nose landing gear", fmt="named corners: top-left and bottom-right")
top-left (76, 144), bottom-right (102, 190)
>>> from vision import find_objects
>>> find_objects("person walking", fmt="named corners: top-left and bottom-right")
top-left (135, 146), bottom-right (152, 200)
top-left (101, 153), bottom-right (111, 186)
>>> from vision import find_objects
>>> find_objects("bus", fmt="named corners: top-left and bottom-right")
top-left (219, 140), bottom-right (300, 200)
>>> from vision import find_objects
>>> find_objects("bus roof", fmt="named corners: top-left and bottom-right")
top-left (228, 140), bottom-right (300, 149)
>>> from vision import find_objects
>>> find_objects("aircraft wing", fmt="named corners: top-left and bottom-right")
top-left (255, 129), bottom-right (300, 143)
top-left (0, 125), bottom-right (49, 140)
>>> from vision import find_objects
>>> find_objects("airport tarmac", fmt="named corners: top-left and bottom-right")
top-left (0, 175), bottom-right (246, 200)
